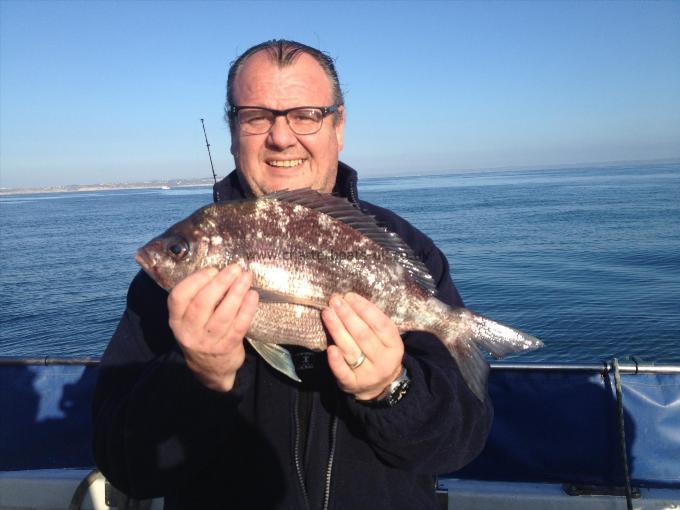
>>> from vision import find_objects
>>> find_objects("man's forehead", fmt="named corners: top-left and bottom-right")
top-left (232, 51), bottom-right (334, 105)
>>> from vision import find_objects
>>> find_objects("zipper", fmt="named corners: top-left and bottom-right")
top-left (322, 415), bottom-right (339, 510)
top-left (293, 390), bottom-right (311, 510)
top-left (347, 174), bottom-right (360, 206)
top-left (295, 388), bottom-right (339, 510)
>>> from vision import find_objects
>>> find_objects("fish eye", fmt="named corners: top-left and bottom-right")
top-left (166, 237), bottom-right (190, 260)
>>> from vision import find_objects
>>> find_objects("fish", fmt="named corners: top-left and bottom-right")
top-left (135, 189), bottom-right (543, 401)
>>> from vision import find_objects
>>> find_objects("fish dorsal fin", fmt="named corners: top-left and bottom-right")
top-left (262, 189), bottom-right (437, 295)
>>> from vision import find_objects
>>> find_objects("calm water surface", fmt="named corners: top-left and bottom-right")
top-left (1, 162), bottom-right (678, 363)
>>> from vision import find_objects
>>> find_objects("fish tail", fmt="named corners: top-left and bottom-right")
top-left (429, 301), bottom-right (543, 402)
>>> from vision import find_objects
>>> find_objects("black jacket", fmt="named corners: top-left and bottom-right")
top-left (92, 162), bottom-right (493, 509)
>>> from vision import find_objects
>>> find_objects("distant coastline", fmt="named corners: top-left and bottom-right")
top-left (0, 178), bottom-right (218, 196)
top-left (2, 157), bottom-right (678, 196)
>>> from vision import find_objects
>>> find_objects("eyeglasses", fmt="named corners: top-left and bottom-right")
top-left (229, 105), bottom-right (340, 135)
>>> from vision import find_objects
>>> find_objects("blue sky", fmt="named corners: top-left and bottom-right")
top-left (1, 0), bottom-right (679, 188)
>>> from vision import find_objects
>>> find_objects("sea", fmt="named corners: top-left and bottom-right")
top-left (1, 162), bottom-right (679, 364)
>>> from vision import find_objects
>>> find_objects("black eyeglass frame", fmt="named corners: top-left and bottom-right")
top-left (228, 105), bottom-right (340, 134)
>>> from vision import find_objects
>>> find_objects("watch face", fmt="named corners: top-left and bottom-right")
top-left (386, 378), bottom-right (411, 407)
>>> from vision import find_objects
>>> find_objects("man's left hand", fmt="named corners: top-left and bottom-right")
top-left (322, 293), bottom-right (404, 401)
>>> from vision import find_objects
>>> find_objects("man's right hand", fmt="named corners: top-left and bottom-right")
top-left (167, 264), bottom-right (259, 392)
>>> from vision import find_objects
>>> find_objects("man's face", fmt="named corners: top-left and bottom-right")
top-left (230, 51), bottom-right (344, 197)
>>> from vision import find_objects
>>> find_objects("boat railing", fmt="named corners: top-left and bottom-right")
top-left (2, 355), bottom-right (679, 373)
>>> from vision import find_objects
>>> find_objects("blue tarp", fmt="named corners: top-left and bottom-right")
top-left (454, 368), bottom-right (680, 487)
top-left (0, 363), bottom-right (97, 470)
top-left (1, 361), bottom-right (678, 487)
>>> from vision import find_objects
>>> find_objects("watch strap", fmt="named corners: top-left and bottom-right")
top-left (358, 366), bottom-right (411, 408)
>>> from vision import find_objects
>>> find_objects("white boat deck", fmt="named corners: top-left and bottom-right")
top-left (0, 469), bottom-right (163, 510)
top-left (2, 469), bottom-right (679, 510)
top-left (440, 478), bottom-right (680, 510)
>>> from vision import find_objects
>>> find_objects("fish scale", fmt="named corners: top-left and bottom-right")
top-left (135, 189), bottom-right (543, 401)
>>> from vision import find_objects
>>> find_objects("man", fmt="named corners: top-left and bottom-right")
top-left (93, 40), bottom-right (492, 509)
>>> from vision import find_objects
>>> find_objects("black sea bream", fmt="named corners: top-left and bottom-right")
top-left (135, 189), bottom-right (542, 401)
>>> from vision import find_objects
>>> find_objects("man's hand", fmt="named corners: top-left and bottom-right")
top-left (167, 264), bottom-right (259, 392)
top-left (322, 293), bottom-right (404, 401)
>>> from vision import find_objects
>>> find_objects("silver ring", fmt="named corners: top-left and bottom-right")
top-left (349, 352), bottom-right (366, 370)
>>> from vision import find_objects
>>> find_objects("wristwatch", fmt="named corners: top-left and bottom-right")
top-left (362, 366), bottom-right (411, 408)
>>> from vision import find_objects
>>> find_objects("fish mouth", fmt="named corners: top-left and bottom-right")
top-left (135, 248), bottom-right (168, 289)
top-left (134, 249), bottom-right (154, 273)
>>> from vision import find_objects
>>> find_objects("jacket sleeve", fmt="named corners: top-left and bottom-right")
top-left (91, 271), bottom-right (255, 498)
top-left (343, 208), bottom-right (493, 474)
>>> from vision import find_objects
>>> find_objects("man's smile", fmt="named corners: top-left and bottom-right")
top-left (267, 159), bottom-right (306, 168)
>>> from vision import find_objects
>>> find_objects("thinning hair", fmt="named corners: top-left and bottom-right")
top-left (224, 39), bottom-right (344, 127)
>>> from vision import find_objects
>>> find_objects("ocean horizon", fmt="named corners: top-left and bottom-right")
top-left (3, 157), bottom-right (679, 195)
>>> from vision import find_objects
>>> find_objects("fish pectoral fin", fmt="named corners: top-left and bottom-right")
top-left (246, 338), bottom-right (302, 383)
top-left (253, 287), bottom-right (326, 310)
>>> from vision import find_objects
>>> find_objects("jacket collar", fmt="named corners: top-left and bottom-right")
top-left (212, 161), bottom-right (360, 205)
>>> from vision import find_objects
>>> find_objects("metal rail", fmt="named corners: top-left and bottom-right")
top-left (0, 356), bottom-right (100, 366)
top-left (489, 361), bottom-right (680, 374)
top-left (1, 356), bottom-right (679, 373)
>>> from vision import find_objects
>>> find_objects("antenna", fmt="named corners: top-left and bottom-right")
top-left (201, 118), bottom-right (218, 184)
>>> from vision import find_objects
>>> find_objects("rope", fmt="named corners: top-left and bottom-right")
top-left (612, 358), bottom-right (634, 510)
